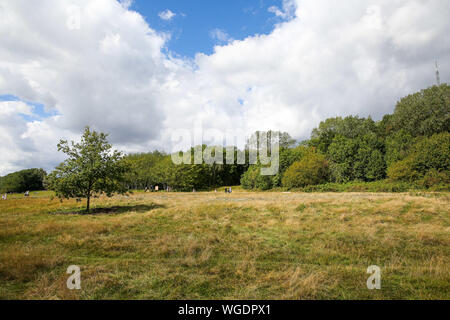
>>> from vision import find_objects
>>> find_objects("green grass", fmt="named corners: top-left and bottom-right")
top-left (0, 191), bottom-right (449, 299)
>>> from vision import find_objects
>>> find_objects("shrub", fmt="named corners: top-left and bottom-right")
top-left (387, 157), bottom-right (419, 182)
top-left (282, 152), bottom-right (329, 189)
top-left (301, 180), bottom-right (418, 193)
top-left (420, 169), bottom-right (450, 189)
top-left (387, 132), bottom-right (450, 186)
top-left (240, 165), bottom-right (273, 190)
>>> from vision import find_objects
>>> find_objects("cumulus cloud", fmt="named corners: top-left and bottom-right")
top-left (0, 101), bottom-right (70, 174)
top-left (0, 0), bottom-right (449, 175)
top-left (158, 9), bottom-right (176, 21)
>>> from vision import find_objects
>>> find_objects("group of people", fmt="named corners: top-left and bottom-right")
top-left (144, 186), bottom-right (173, 192)
top-left (144, 186), bottom-right (156, 192)
top-left (142, 186), bottom-right (232, 193)
top-left (1, 191), bottom-right (30, 200)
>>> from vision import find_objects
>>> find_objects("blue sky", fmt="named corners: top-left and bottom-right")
top-left (0, 95), bottom-right (55, 122)
top-left (130, 0), bottom-right (287, 57)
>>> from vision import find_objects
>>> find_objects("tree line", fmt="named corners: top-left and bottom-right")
top-left (243, 84), bottom-right (449, 190)
top-left (120, 83), bottom-right (449, 192)
top-left (0, 168), bottom-right (46, 193)
top-left (1, 84), bottom-right (448, 209)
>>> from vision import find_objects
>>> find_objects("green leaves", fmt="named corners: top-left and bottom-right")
top-left (388, 132), bottom-right (450, 185)
top-left (282, 149), bottom-right (329, 189)
top-left (391, 84), bottom-right (450, 137)
top-left (0, 168), bottom-right (46, 193)
top-left (46, 127), bottom-right (129, 212)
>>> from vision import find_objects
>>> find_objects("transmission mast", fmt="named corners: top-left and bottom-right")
top-left (435, 61), bottom-right (441, 86)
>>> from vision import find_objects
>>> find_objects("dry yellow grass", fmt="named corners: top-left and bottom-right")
top-left (0, 190), bottom-right (449, 299)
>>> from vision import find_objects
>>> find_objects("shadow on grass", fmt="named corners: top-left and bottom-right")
top-left (51, 203), bottom-right (166, 216)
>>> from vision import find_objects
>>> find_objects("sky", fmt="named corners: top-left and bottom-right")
top-left (0, 0), bottom-right (449, 176)
top-left (130, 0), bottom-right (287, 57)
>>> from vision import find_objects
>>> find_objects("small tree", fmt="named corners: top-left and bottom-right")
top-left (46, 127), bottom-right (130, 213)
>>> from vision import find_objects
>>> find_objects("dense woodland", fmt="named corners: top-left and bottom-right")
top-left (1, 84), bottom-right (449, 193)
top-left (0, 169), bottom-right (46, 193)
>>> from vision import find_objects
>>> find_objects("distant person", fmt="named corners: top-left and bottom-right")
top-left (1, 193), bottom-right (6, 200)
top-left (24, 191), bottom-right (29, 197)
top-left (145, 187), bottom-right (149, 193)
top-left (229, 187), bottom-right (232, 193)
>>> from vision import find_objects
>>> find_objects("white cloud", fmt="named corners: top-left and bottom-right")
top-left (119, 0), bottom-right (133, 9)
top-left (0, 0), bottom-right (449, 175)
top-left (209, 29), bottom-right (233, 44)
top-left (268, 0), bottom-right (297, 20)
top-left (158, 9), bottom-right (176, 21)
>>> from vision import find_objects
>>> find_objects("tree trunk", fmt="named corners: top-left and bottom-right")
top-left (86, 182), bottom-right (92, 214)
top-left (86, 194), bottom-right (90, 213)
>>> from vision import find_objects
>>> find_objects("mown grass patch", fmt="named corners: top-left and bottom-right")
top-left (0, 191), bottom-right (448, 299)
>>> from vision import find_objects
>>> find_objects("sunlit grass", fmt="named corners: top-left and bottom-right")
top-left (0, 190), bottom-right (449, 299)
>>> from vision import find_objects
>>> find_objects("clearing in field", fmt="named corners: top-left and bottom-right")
top-left (0, 191), bottom-right (449, 299)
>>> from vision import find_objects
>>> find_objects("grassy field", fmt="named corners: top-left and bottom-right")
top-left (0, 190), bottom-right (449, 300)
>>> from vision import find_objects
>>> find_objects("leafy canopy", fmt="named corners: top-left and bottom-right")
top-left (0, 168), bottom-right (46, 193)
top-left (46, 127), bottom-right (129, 212)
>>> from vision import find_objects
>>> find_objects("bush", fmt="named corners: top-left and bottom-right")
top-left (388, 132), bottom-right (450, 185)
top-left (282, 152), bottom-right (329, 189)
top-left (240, 165), bottom-right (273, 190)
top-left (301, 180), bottom-right (419, 193)
top-left (387, 157), bottom-right (419, 182)
top-left (419, 169), bottom-right (450, 189)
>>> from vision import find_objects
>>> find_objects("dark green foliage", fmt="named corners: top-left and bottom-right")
top-left (387, 132), bottom-right (450, 184)
top-left (124, 151), bottom-right (167, 189)
top-left (125, 145), bottom-right (249, 191)
top-left (385, 130), bottom-right (414, 167)
top-left (240, 165), bottom-right (274, 190)
top-left (301, 180), bottom-right (420, 193)
top-left (408, 132), bottom-right (450, 173)
top-left (309, 116), bottom-right (386, 183)
top-left (0, 168), bottom-right (46, 193)
top-left (327, 133), bottom-right (385, 182)
top-left (310, 116), bottom-right (378, 154)
top-left (390, 84), bottom-right (450, 137)
top-left (306, 84), bottom-right (449, 189)
top-left (241, 144), bottom-right (307, 190)
top-left (421, 169), bottom-right (450, 190)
